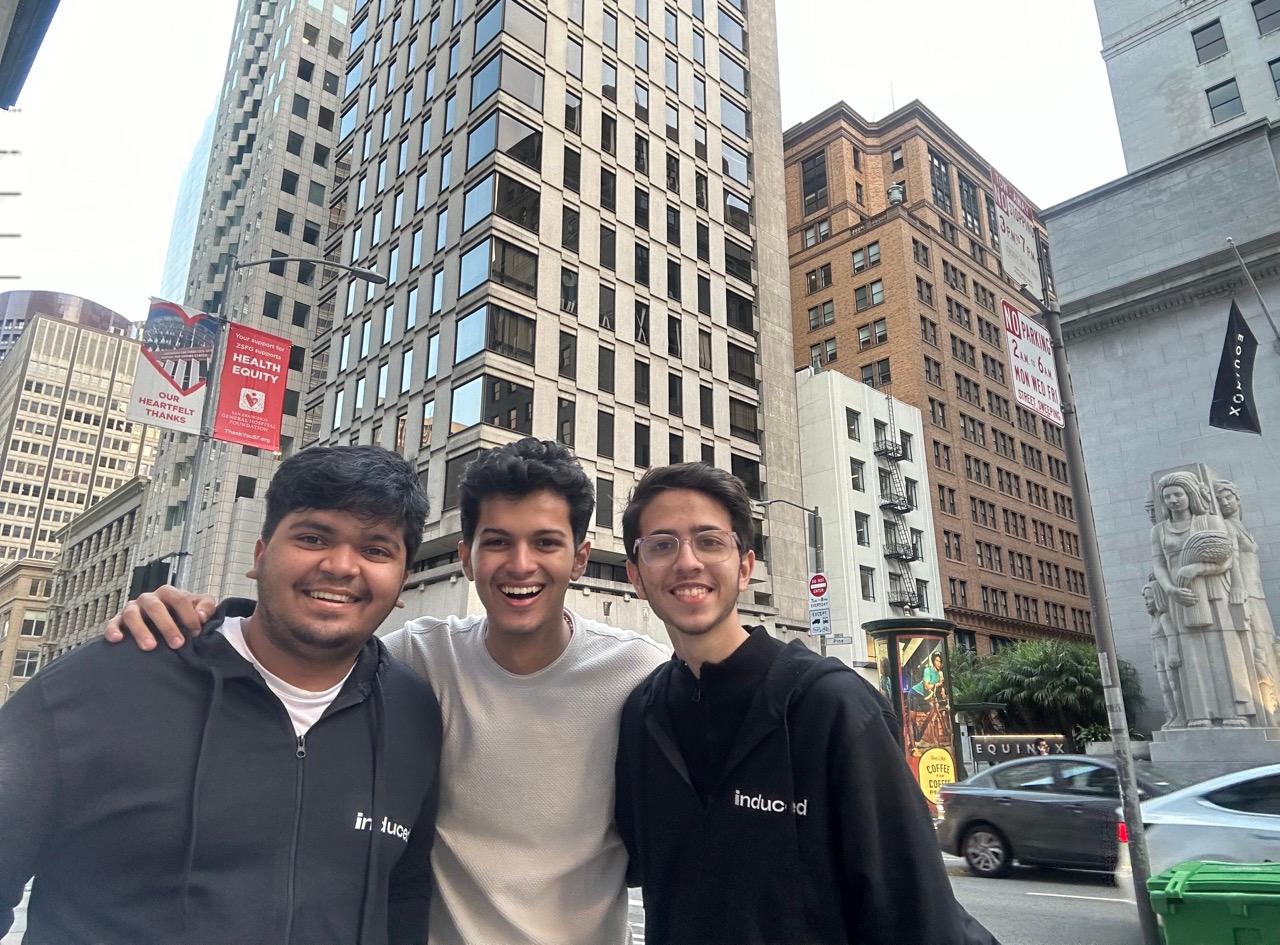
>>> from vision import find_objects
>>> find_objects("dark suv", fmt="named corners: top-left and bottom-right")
top-left (936, 755), bottom-right (1184, 878)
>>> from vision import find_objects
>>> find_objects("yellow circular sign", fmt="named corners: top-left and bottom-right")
top-left (917, 747), bottom-right (957, 805)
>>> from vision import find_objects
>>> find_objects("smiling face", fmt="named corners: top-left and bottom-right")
top-left (626, 488), bottom-right (754, 642)
top-left (247, 508), bottom-right (408, 664)
top-left (459, 490), bottom-right (590, 640)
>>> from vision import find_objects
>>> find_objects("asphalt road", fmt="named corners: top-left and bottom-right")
top-left (946, 855), bottom-right (1143, 945)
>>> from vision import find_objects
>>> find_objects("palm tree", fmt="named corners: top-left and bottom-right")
top-left (963, 640), bottom-right (1145, 749)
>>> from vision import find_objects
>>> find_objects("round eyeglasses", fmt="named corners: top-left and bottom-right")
top-left (632, 529), bottom-right (742, 566)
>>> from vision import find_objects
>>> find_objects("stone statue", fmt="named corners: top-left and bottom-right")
top-left (1215, 480), bottom-right (1280, 724)
top-left (1149, 471), bottom-right (1256, 728)
top-left (1144, 574), bottom-right (1186, 729)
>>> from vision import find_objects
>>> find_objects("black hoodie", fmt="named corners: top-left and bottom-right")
top-left (0, 599), bottom-right (441, 945)
top-left (616, 637), bottom-right (998, 945)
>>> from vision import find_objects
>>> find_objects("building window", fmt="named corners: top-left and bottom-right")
top-left (849, 458), bottom-right (865, 492)
top-left (1206, 78), bottom-right (1244, 123)
top-left (852, 242), bottom-right (880, 272)
top-left (855, 277), bottom-right (885, 311)
top-left (1192, 20), bottom-right (1227, 63)
top-left (859, 567), bottom-right (876, 602)
top-left (13, 649), bottom-right (39, 678)
top-left (809, 338), bottom-right (837, 368)
top-left (860, 358), bottom-right (891, 388)
top-left (597, 477), bottom-right (614, 528)
top-left (855, 512), bottom-right (870, 546)
top-left (1255, 0), bottom-right (1280, 35)
top-left (858, 318), bottom-right (887, 349)
top-left (929, 150), bottom-right (951, 214)
top-left (845, 407), bottom-right (861, 440)
top-left (597, 411), bottom-right (615, 458)
top-left (801, 151), bottom-right (828, 215)
top-left (1272, 58), bottom-right (1280, 96)
top-left (805, 263), bottom-right (832, 294)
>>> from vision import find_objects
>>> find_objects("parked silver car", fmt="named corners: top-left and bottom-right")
top-left (1128, 762), bottom-right (1280, 875)
top-left (937, 755), bottom-right (1185, 878)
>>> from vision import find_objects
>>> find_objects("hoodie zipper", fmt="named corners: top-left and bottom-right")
top-left (282, 734), bottom-right (307, 945)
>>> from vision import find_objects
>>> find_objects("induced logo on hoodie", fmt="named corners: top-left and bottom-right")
top-left (733, 789), bottom-right (808, 816)
top-left (353, 811), bottom-right (411, 842)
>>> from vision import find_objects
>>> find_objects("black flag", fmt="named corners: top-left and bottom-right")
top-left (1209, 300), bottom-right (1262, 434)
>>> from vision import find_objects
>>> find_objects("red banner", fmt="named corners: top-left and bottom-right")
top-left (213, 323), bottom-right (292, 451)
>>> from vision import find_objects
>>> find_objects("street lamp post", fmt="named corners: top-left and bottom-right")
top-left (1019, 284), bottom-right (1160, 945)
top-left (754, 498), bottom-right (823, 574)
top-left (171, 255), bottom-right (385, 589)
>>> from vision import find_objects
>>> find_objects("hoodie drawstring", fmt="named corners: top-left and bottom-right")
top-left (355, 672), bottom-right (387, 945)
top-left (181, 666), bottom-right (223, 933)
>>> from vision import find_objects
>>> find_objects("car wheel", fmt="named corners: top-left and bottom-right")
top-left (963, 824), bottom-right (1012, 878)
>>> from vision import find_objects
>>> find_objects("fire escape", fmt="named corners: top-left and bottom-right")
top-left (875, 393), bottom-right (920, 612)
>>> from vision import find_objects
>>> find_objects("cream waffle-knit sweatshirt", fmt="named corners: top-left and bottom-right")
top-left (383, 611), bottom-right (668, 945)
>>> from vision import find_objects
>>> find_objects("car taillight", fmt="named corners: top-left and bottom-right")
top-left (1116, 821), bottom-right (1129, 844)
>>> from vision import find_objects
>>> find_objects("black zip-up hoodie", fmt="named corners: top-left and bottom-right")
top-left (616, 637), bottom-right (998, 945)
top-left (0, 599), bottom-right (442, 945)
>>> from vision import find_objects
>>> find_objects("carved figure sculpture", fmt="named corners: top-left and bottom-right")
top-left (1144, 575), bottom-right (1186, 729)
top-left (1150, 471), bottom-right (1256, 728)
top-left (1215, 480), bottom-right (1279, 724)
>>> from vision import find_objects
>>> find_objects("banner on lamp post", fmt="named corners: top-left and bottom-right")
top-left (127, 299), bottom-right (217, 434)
top-left (990, 167), bottom-right (1043, 302)
top-left (212, 323), bottom-right (292, 451)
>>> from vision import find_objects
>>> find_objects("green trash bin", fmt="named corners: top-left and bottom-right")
top-left (1147, 861), bottom-right (1280, 945)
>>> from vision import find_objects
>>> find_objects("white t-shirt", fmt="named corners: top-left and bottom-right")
top-left (382, 611), bottom-right (668, 945)
top-left (217, 616), bottom-right (355, 738)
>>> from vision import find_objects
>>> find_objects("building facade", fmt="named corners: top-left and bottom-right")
top-left (0, 308), bottom-right (157, 566)
top-left (45, 476), bottom-right (148, 658)
top-left (783, 102), bottom-right (1096, 656)
top-left (795, 366), bottom-right (943, 668)
top-left (134, 0), bottom-right (353, 599)
top-left (305, 0), bottom-right (809, 638)
top-left (0, 558), bottom-right (53, 702)
top-left (1097, 0), bottom-right (1280, 170)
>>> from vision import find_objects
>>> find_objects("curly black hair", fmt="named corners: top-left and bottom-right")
top-left (458, 438), bottom-right (594, 545)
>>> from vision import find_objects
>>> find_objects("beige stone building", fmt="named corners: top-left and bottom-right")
top-left (0, 306), bottom-right (158, 567)
top-left (783, 102), bottom-right (1096, 655)
top-left (303, 0), bottom-right (810, 636)
top-left (0, 558), bottom-right (54, 703)
top-left (45, 476), bottom-right (148, 658)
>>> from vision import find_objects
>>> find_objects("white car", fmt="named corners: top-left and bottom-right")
top-left (1119, 762), bottom-right (1280, 883)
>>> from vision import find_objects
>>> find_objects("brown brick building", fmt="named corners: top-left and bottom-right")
top-left (782, 101), bottom-right (1095, 655)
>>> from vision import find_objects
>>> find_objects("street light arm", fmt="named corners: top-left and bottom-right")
top-left (754, 499), bottom-right (823, 574)
top-left (234, 256), bottom-right (387, 285)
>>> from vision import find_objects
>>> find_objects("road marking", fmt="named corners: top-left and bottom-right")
top-left (1025, 892), bottom-right (1134, 905)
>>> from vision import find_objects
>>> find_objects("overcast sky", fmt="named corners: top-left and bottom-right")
top-left (2, 0), bottom-right (1124, 321)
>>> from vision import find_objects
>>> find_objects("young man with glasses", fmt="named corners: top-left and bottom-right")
top-left (617, 462), bottom-right (996, 945)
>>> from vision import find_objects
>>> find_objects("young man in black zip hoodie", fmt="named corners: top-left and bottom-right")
top-left (0, 446), bottom-right (442, 945)
top-left (617, 463), bottom-right (998, 945)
